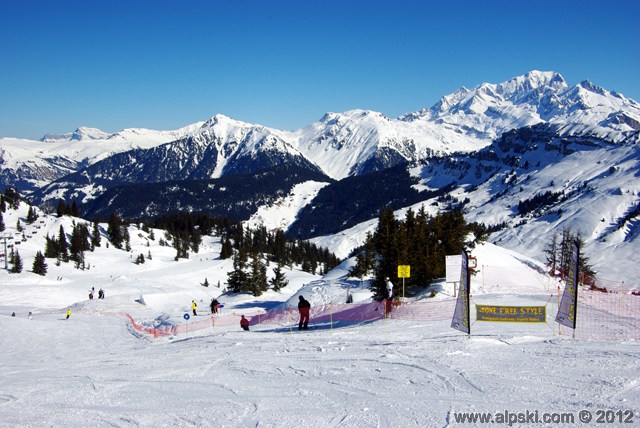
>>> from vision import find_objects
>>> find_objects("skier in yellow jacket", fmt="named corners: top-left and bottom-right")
top-left (66, 308), bottom-right (71, 320)
top-left (191, 300), bottom-right (197, 316)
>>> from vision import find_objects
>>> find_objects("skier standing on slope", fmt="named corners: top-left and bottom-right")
top-left (210, 298), bottom-right (220, 314)
top-left (298, 295), bottom-right (311, 330)
top-left (386, 277), bottom-right (394, 300)
top-left (385, 277), bottom-right (395, 314)
top-left (240, 315), bottom-right (250, 331)
top-left (66, 308), bottom-right (71, 320)
top-left (191, 300), bottom-right (198, 316)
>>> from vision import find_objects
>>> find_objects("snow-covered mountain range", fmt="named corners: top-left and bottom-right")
top-left (3, 70), bottom-right (639, 195)
top-left (1, 70), bottom-right (639, 284)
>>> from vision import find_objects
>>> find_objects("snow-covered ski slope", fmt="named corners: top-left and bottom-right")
top-left (1, 205), bottom-right (639, 427)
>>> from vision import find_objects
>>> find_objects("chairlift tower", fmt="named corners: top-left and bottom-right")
top-left (0, 233), bottom-right (11, 270)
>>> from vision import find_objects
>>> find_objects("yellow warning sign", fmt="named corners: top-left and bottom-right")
top-left (397, 265), bottom-right (410, 278)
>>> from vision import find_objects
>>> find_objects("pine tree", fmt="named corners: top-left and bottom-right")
top-left (32, 251), bottom-right (48, 276)
top-left (69, 223), bottom-right (90, 263)
top-left (270, 264), bottom-right (288, 292)
top-left (56, 199), bottom-right (66, 217)
top-left (123, 224), bottom-right (131, 252)
top-left (91, 219), bottom-right (101, 249)
top-left (57, 226), bottom-right (69, 262)
top-left (249, 251), bottom-right (268, 297)
top-left (220, 236), bottom-right (233, 259)
top-left (552, 227), bottom-right (595, 281)
top-left (0, 211), bottom-right (4, 232)
top-left (173, 231), bottom-right (189, 260)
top-left (202, 278), bottom-right (210, 287)
top-left (74, 250), bottom-right (85, 270)
top-left (26, 206), bottom-right (38, 224)
top-left (10, 250), bottom-right (23, 274)
top-left (544, 232), bottom-right (559, 275)
top-left (107, 213), bottom-right (124, 249)
top-left (574, 231), bottom-right (596, 278)
top-left (44, 233), bottom-right (59, 258)
top-left (227, 247), bottom-right (248, 293)
top-left (190, 229), bottom-right (202, 254)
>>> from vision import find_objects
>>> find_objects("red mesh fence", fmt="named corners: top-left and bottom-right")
top-left (125, 299), bottom-right (458, 338)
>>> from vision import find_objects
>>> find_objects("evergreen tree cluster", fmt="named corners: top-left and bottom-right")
top-left (26, 206), bottom-right (38, 224)
top-left (45, 223), bottom-right (95, 270)
top-left (32, 251), bottom-right (47, 276)
top-left (2, 187), bottom-right (21, 210)
top-left (9, 249), bottom-right (23, 274)
top-left (146, 213), bottom-right (339, 282)
top-left (351, 206), bottom-right (479, 299)
top-left (56, 199), bottom-right (80, 217)
top-left (225, 224), bottom-right (339, 296)
top-left (0, 188), bottom-right (20, 231)
top-left (107, 213), bottom-right (131, 251)
top-left (544, 227), bottom-right (595, 280)
top-left (517, 191), bottom-right (564, 217)
top-left (148, 213), bottom-right (224, 260)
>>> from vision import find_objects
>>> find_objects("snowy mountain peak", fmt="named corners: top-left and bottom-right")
top-left (41, 127), bottom-right (111, 142)
top-left (577, 79), bottom-right (606, 95)
top-left (426, 71), bottom-right (567, 117)
top-left (71, 127), bottom-right (111, 141)
top-left (319, 109), bottom-right (389, 125)
top-left (201, 114), bottom-right (236, 128)
top-left (500, 70), bottom-right (567, 94)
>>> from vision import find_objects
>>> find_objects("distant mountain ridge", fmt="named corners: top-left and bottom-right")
top-left (2, 70), bottom-right (639, 208)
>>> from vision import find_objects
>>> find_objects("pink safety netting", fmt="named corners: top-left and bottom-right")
top-left (125, 268), bottom-right (638, 340)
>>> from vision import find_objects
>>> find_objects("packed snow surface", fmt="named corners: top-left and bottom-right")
top-left (1, 206), bottom-right (638, 427)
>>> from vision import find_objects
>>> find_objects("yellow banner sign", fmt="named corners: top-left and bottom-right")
top-left (397, 265), bottom-right (410, 278)
top-left (476, 305), bottom-right (546, 323)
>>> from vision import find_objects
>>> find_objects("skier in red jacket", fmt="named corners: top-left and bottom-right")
top-left (240, 315), bottom-right (250, 331)
top-left (298, 295), bottom-right (311, 330)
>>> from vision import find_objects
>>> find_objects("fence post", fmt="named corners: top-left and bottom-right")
top-left (557, 286), bottom-right (561, 337)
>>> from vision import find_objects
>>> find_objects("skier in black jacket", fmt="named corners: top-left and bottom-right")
top-left (298, 295), bottom-right (311, 330)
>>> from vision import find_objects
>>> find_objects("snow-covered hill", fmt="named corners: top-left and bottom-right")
top-left (1, 200), bottom-right (638, 427)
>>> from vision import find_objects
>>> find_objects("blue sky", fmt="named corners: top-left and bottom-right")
top-left (1, 0), bottom-right (638, 139)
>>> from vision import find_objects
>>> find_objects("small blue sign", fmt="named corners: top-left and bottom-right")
top-left (183, 313), bottom-right (190, 320)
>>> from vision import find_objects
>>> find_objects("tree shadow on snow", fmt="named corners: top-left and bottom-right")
top-left (234, 300), bottom-right (284, 311)
top-left (252, 319), bottom-right (380, 333)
